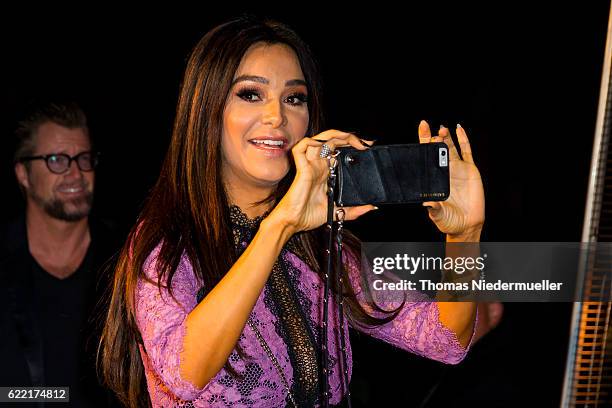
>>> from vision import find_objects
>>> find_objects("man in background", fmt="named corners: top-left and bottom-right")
top-left (0, 101), bottom-right (120, 407)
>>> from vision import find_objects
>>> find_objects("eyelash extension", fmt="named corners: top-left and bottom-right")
top-left (287, 92), bottom-right (308, 105)
top-left (236, 87), bottom-right (262, 102)
top-left (236, 87), bottom-right (308, 106)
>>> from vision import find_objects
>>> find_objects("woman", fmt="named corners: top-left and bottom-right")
top-left (100, 15), bottom-right (483, 408)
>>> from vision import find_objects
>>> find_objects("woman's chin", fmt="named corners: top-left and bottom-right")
top-left (249, 168), bottom-right (289, 186)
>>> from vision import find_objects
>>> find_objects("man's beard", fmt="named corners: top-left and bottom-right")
top-left (30, 189), bottom-right (94, 222)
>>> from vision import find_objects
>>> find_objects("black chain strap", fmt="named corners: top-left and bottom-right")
top-left (322, 153), bottom-right (352, 407)
top-left (334, 207), bottom-right (352, 408)
top-left (247, 318), bottom-right (298, 408)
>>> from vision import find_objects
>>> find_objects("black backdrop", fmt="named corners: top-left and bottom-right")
top-left (1, 2), bottom-right (610, 406)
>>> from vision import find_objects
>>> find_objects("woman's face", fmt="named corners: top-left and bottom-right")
top-left (221, 42), bottom-right (309, 193)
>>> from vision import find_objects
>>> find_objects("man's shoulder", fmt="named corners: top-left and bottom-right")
top-left (89, 216), bottom-right (121, 238)
top-left (0, 215), bottom-right (31, 285)
top-left (89, 216), bottom-right (129, 249)
top-left (87, 216), bottom-right (128, 275)
top-left (0, 214), bottom-right (27, 262)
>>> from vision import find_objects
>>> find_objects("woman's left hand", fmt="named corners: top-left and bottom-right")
top-left (418, 121), bottom-right (485, 240)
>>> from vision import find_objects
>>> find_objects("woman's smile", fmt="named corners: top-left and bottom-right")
top-left (247, 135), bottom-right (290, 157)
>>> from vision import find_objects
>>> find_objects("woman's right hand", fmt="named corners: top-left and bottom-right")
top-left (270, 129), bottom-right (378, 234)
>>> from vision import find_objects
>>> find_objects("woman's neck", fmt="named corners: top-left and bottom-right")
top-left (224, 178), bottom-right (275, 219)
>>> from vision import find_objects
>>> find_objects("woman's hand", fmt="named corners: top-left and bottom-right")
top-left (418, 121), bottom-right (485, 240)
top-left (270, 130), bottom-right (377, 234)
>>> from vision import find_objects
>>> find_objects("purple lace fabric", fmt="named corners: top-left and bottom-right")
top-left (135, 240), bottom-right (477, 407)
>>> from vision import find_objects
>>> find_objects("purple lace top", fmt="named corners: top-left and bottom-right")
top-left (135, 210), bottom-right (477, 407)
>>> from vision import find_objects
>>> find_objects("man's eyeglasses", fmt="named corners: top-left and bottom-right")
top-left (18, 151), bottom-right (100, 174)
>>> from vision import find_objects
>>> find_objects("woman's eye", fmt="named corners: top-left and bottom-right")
top-left (286, 93), bottom-right (308, 106)
top-left (236, 88), bottom-right (262, 103)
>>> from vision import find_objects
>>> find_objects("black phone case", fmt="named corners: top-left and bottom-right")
top-left (334, 143), bottom-right (450, 206)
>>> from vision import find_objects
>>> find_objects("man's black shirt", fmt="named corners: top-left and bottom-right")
top-left (0, 215), bottom-right (122, 407)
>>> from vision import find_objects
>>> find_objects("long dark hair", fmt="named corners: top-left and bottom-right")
top-left (99, 15), bottom-right (401, 408)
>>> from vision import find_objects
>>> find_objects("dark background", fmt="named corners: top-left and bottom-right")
top-left (1, 2), bottom-right (610, 407)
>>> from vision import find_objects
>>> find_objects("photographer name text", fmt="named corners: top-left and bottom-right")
top-left (372, 279), bottom-right (564, 292)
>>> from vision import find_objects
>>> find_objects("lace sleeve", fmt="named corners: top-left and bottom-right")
top-left (135, 245), bottom-right (205, 401)
top-left (343, 248), bottom-right (477, 365)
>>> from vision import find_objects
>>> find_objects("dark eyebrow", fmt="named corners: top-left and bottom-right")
top-left (232, 75), bottom-right (307, 88)
top-left (285, 79), bottom-right (307, 87)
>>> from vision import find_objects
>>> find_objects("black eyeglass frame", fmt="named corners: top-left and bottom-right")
top-left (18, 151), bottom-right (100, 174)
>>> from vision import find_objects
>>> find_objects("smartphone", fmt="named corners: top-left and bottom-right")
top-left (334, 143), bottom-right (450, 206)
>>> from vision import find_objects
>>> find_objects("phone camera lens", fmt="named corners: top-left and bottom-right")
top-left (441, 150), bottom-right (446, 156)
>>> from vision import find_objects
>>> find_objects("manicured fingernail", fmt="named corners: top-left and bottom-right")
top-left (457, 123), bottom-right (462, 129)
top-left (373, 206), bottom-right (379, 210)
top-left (420, 119), bottom-right (428, 126)
top-left (360, 139), bottom-right (376, 147)
top-left (439, 124), bottom-right (446, 131)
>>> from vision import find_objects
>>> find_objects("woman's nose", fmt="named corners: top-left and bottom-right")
top-left (262, 100), bottom-right (286, 128)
